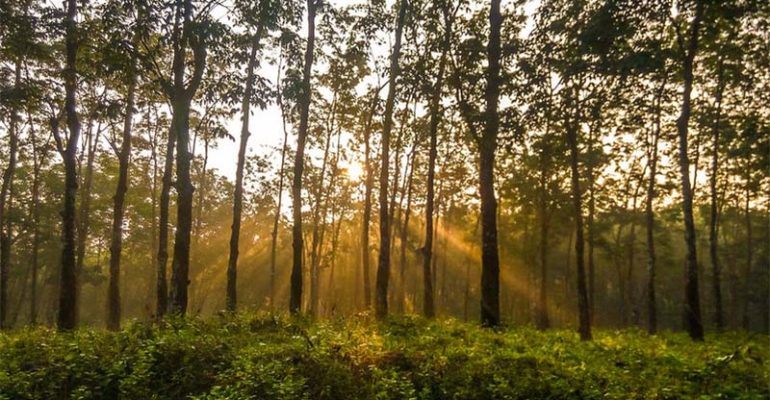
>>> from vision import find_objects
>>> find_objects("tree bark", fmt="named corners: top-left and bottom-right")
top-left (227, 29), bottom-right (263, 312)
top-left (361, 91), bottom-right (378, 310)
top-left (399, 145), bottom-right (416, 312)
top-left (536, 143), bottom-right (550, 330)
top-left (646, 78), bottom-right (665, 334)
top-left (422, 4), bottom-right (452, 318)
top-left (566, 94), bottom-right (592, 341)
top-left (107, 47), bottom-right (137, 330)
top-left (28, 110), bottom-right (45, 325)
top-left (742, 177), bottom-right (752, 330)
top-left (168, 0), bottom-right (207, 315)
top-left (156, 118), bottom-right (175, 317)
top-left (479, 0), bottom-right (502, 327)
top-left (0, 59), bottom-right (21, 329)
top-left (56, 0), bottom-right (81, 330)
top-left (309, 100), bottom-right (336, 318)
top-left (675, 0), bottom-right (705, 341)
top-left (290, 0), bottom-right (318, 314)
top-left (708, 59), bottom-right (725, 331)
top-left (375, 0), bottom-right (408, 319)
top-left (270, 51), bottom-right (290, 310)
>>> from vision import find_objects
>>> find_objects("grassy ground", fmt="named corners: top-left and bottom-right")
top-left (0, 314), bottom-right (767, 399)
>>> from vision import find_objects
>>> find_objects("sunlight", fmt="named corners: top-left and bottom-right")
top-left (344, 161), bottom-right (365, 182)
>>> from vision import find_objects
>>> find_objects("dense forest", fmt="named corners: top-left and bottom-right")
top-left (0, 0), bottom-right (768, 341)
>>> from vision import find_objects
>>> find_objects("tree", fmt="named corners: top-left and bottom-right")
top-left (105, 0), bottom-right (141, 330)
top-left (674, 0), bottom-right (705, 341)
top-left (477, 0), bottom-right (503, 327)
top-left (53, 0), bottom-right (82, 331)
top-left (167, 0), bottom-right (212, 315)
top-left (421, 0), bottom-right (454, 319)
top-left (290, 0), bottom-right (319, 314)
top-left (226, 0), bottom-right (278, 312)
top-left (375, 0), bottom-right (408, 318)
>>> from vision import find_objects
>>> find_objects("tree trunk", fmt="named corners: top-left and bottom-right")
top-left (75, 121), bottom-right (98, 324)
top-left (742, 180), bottom-right (752, 330)
top-left (375, 0), bottom-right (408, 319)
top-left (168, 0), bottom-right (207, 315)
top-left (709, 59), bottom-right (725, 331)
top-left (675, 0), bottom-right (705, 341)
top-left (227, 30), bottom-right (263, 312)
top-left (361, 91), bottom-right (378, 310)
top-left (646, 78), bottom-right (665, 334)
top-left (56, 0), bottom-right (81, 330)
top-left (399, 146), bottom-right (417, 312)
top-left (156, 117), bottom-right (175, 317)
top-left (309, 100), bottom-right (336, 318)
top-left (536, 145), bottom-right (550, 330)
top-left (28, 110), bottom-right (44, 325)
top-left (566, 98), bottom-right (592, 341)
top-left (479, 0), bottom-right (502, 327)
top-left (290, 0), bottom-right (318, 314)
top-left (0, 59), bottom-right (20, 329)
top-left (422, 4), bottom-right (452, 318)
top-left (270, 52), bottom-right (291, 310)
top-left (586, 115), bottom-right (598, 323)
top-left (107, 49), bottom-right (137, 330)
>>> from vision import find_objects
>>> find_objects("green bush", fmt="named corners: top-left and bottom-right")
top-left (0, 314), bottom-right (767, 399)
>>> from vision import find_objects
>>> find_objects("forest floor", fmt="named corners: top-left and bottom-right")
top-left (0, 314), bottom-right (767, 399)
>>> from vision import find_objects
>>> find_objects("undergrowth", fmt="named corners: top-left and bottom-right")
top-left (0, 314), bottom-right (767, 399)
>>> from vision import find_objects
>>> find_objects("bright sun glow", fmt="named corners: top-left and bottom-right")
top-left (344, 162), bottom-right (365, 182)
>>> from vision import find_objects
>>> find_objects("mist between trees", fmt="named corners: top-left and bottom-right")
top-left (0, 0), bottom-right (767, 341)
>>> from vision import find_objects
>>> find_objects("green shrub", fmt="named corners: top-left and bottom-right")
top-left (0, 314), bottom-right (767, 399)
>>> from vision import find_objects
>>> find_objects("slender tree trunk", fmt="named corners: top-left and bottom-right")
top-left (586, 116), bottom-right (598, 323)
top-left (566, 98), bottom-right (592, 341)
top-left (75, 122), bottom-right (98, 324)
top-left (0, 60), bottom-right (21, 329)
top-left (536, 148), bottom-right (550, 330)
top-left (709, 60), bottom-right (725, 331)
top-left (156, 119), bottom-right (175, 317)
top-left (28, 111), bottom-right (44, 325)
top-left (56, 0), bottom-right (82, 330)
top-left (270, 52), bottom-right (290, 310)
top-left (399, 147), bottom-right (416, 312)
top-left (290, 0), bottom-right (318, 314)
top-left (309, 102), bottom-right (336, 318)
top-left (375, 0), bottom-right (408, 319)
top-left (646, 79), bottom-right (664, 334)
top-left (422, 5), bottom-right (452, 318)
top-left (675, 0), bottom-right (705, 341)
top-left (361, 91), bottom-right (378, 310)
top-left (742, 181), bottom-right (752, 330)
top-left (107, 49), bottom-right (137, 330)
top-left (479, 0), bottom-right (502, 327)
top-left (227, 30), bottom-right (262, 312)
